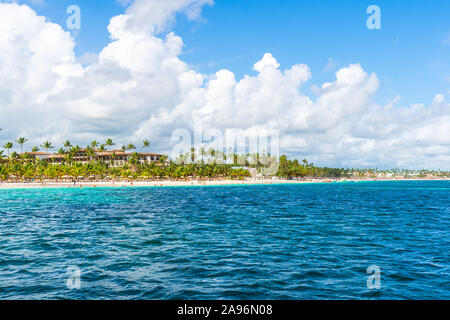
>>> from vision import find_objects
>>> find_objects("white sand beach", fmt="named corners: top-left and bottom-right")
top-left (0, 178), bottom-right (448, 190)
top-left (0, 179), bottom-right (318, 189)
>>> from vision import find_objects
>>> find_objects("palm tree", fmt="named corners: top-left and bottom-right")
top-left (91, 140), bottom-right (99, 149)
top-left (57, 148), bottom-right (66, 155)
top-left (41, 141), bottom-right (54, 153)
top-left (15, 137), bottom-right (28, 153)
top-left (105, 139), bottom-right (115, 151)
top-left (190, 147), bottom-right (196, 164)
top-left (128, 152), bottom-right (139, 166)
top-left (31, 146), bottom-right (40, 153)
top-left (3, 142), bottom-right (13, 158)
top-left (98, 144), bottom-right (106, 151)
top-left (159, 155), bottom-right (168, 165)
top-left (121, 145), bottom-right (128, 152)
top-left (86, 146), bottom-right (96, 162)
top-left (200, 146), bottom-right (206, 164)
top-left (143, 140), bottom-right (151, 151)
top-left (208, 148), bottom-right (217, 165)
top-left (63, 140), bottom-right (72, 151)
top-left (67, 145), bottom-right (81, 162)
top-left (127, 144), bottom-right (136, 152)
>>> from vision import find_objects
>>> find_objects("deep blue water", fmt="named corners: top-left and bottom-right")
top-left (0, 181), bottom-right (449, 300)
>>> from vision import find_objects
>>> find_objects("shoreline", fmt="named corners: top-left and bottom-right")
top-left (0, 178), bottom-right (449, 190)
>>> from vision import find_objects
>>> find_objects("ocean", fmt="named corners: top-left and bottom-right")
top-left (0, 181), bottom-right (448, 299)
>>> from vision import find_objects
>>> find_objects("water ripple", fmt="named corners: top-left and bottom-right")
top-left (0, 181), bottom-right (448, 299)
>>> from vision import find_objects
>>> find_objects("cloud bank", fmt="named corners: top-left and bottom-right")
top-left (0, 0), bottom-right (449, 169)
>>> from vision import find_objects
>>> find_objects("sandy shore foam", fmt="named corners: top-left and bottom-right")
top-left (0, 178), bottom-right (448, 190)
top-left (0, 179), bottom-right (324, 189)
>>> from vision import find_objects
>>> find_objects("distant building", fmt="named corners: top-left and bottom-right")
top-left (20, 149), bottom-right (165, 167)
top-left (378, 172), bottom-right (393, 178)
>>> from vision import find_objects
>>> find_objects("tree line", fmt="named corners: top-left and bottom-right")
top-left (0, 135), bottom-right (448, 181)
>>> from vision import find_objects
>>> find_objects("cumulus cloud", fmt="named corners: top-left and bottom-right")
top-left (0, 0), bottom-right (449, 169)
top-left (116, 0), bottom-right (213, 34)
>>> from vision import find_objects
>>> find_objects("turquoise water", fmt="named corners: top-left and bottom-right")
top-left (0, 181), bottom-right (449, 300)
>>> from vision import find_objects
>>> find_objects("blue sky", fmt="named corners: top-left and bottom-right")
top-left (24, 0), bottom-right (450, 107)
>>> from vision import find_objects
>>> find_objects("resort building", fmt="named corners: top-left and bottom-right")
top-left (20, 149), bottom-right (165, 167)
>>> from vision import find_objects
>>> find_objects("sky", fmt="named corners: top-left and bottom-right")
top-left (0, 0), bottom-right (449, 169)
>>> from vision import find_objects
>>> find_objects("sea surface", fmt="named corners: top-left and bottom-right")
top-left (0, 181), bottom-right (449, 300)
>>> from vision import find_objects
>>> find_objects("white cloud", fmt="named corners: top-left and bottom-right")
top-left (0, 1), bottom-right (449, 170)
top-left (116, 0), bottom-right (213, 35)
top-left (433, 93), bottom-right (445, 104)
top-left (253, 53), bottom-right (280, 72)
top-left (77, 52), bottom-right (98, 65)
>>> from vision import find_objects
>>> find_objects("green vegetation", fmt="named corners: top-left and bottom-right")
top-left (0, 160), bottom-right (251, 182)
top-left (0, 138), bottom-right (252, 181)
top-left (0, 136), bottom-right (448, 182)
top-left (277, 156), bottom-right (351, 179)
top-left (276, 156), bottom-right (448, 179)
